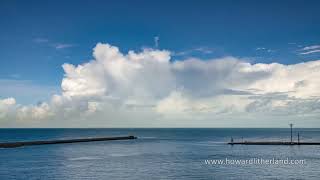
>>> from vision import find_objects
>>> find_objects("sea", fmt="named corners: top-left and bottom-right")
top-left (0, 128), bottom-right (320, 180)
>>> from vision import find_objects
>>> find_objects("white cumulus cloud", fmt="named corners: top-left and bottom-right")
top-left (1, 43), bottom-right (320, 127)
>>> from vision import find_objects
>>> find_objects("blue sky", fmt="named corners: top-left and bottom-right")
top-left (1, 0), bottom-right (320, 127)
top-left (1, 0), bottom-right (319, 90)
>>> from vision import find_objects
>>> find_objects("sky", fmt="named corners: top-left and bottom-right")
top-left (0, 0), bottom-right (320, 127)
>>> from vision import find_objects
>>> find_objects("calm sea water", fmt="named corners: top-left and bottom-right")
top-left (0, 128), bottom-right (320, 180)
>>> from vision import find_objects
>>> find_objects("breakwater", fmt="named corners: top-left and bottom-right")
top-left (228, 141), bottom-right (320, 145)
top-left (0, 135), bottom-right (137, 148)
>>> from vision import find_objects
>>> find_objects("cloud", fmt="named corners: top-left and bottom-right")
top-left (154, 36), bottom-right (159, 48)
top-left (302, 45), bottom-right (320, 51)
top-left (174, 47), bottom-right (214, 56)
top-left (33, 38), bottom-right (74, 50)
top-left (0, 98), bottom-right (16, 119)
top-left (33, 38), bottom-right (49, 43)
top-left (256, 47), bottom-right (266, 50)
top-left (300, 49), bottom-right (320, 55)
top-left (1, 43), bottom-right (320, 127)
top-left (300, 45), bottom-right (320, 55)
top-left (255, 47), bottom-right (275, 53)
top-left (194, 47), bottom-right (214, 54)
top-left (0, 79), bottom-right (59, 104)
top-left (54, 43), bottom-right (74, 49)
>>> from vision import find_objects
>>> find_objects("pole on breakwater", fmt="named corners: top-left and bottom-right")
top-left (290, 123), bottom-right (293, 143)
top-left (227, 125), bottom-right (320, 145)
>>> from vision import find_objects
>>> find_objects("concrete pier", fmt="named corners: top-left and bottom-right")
top-left (228, 141), bottom-right (320, 145)
top-left (0, 135), bottom-right (137, 148)
top-left (228, 124), bottom-right (320, 145)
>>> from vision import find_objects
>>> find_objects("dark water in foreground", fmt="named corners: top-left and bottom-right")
top-left (0, 128), bottom-right (320, 180)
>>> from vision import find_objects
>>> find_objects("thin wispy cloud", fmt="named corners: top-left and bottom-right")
top-left (174, 47), bottom-right (214, 56)
top-left (33, 38), bottom-right (49, 43)
top-left (302, 45), bottom-right (320, 51)
top-left (194, 47), bottom-right (214, 54)
top-left (256, 47), bottom-right (266, 50)
top-left (33, 38), bottom-right (75, 50)
top-left (300, 49), bottom-right (320, 55)
top-left (299, 45), bottom-right (320, 55)
top-left (154, 36), bottom-right (159, 48)
top-left (54, 43), bottom-right (74, 50)
top-left (255, 47), bottom-right (275, 53)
